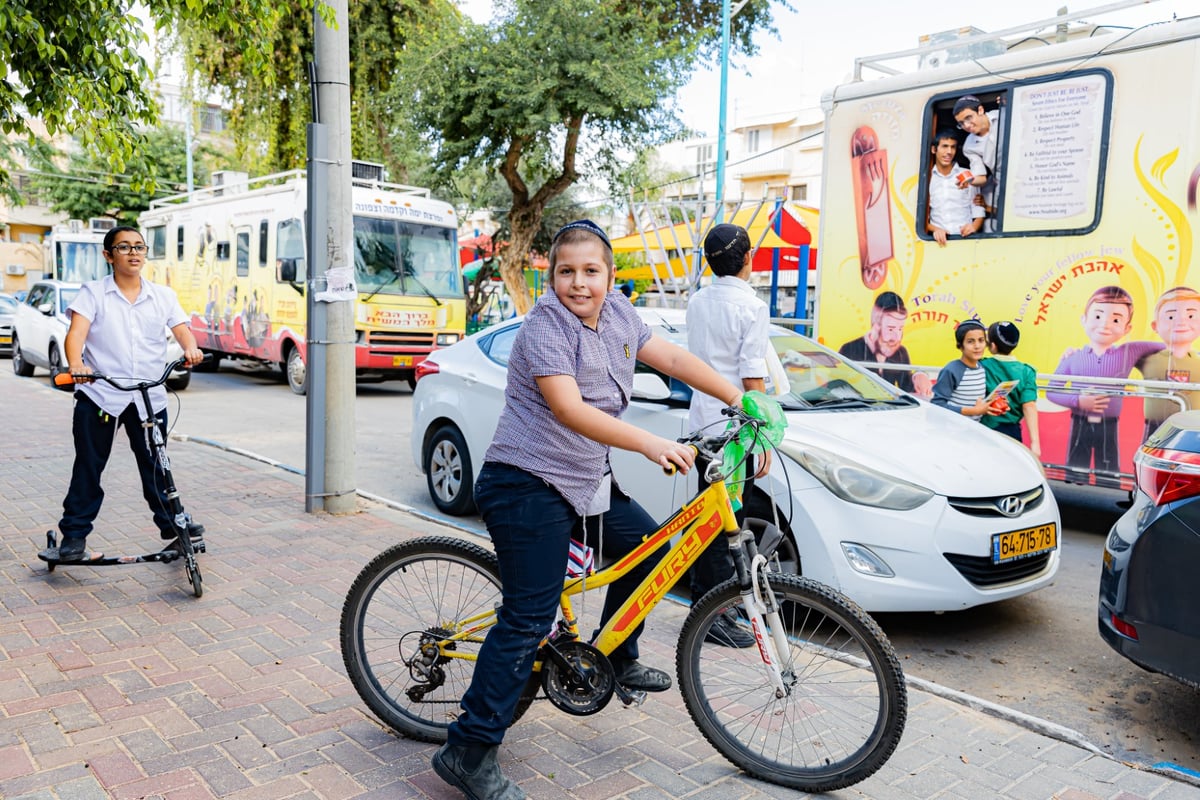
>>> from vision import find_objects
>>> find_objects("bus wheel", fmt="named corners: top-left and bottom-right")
top-left (285, 348), bottom-right (307, 396)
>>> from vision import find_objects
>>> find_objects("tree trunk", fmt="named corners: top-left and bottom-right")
top-left (499, 203), bottom-right (541, 315)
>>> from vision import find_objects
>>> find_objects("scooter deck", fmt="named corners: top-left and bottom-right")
top-left (37, 530), bottom-right (201, 570)
top-left (38, 547), bottom-right (180, 567)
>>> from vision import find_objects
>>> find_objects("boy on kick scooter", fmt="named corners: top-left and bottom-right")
top-left (53, 226), bottom-right (206, 563)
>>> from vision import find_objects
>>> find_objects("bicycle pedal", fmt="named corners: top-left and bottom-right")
top-left (614, 686), bottom-right (647, 707)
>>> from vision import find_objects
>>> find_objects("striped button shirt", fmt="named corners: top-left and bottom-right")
top-left (484, 289), bottom-right (651, 516)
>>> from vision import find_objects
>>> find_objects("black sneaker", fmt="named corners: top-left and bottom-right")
top-left (161, 521), bottom-right (206, 541)
top-left (57, 538), bottom-right (104, 562)
top-left (611, 659), bottom-right (672, 692)
top-left (159, 533), bottom-right (206, 555)
top-left (704, 609), bottom-right (756, 648)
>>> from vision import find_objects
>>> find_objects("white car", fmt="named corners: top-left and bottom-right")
top-left (12, 280), bottom-right (191, 390)
top-left (411, 308), bottom-right (1060, 613)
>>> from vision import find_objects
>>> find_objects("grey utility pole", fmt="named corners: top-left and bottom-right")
top-left (307, 0), bottom-right (357, 514)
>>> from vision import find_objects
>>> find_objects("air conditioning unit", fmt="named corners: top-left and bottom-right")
top-left (352, 161), bottom-right (386, 182)
top-left (6, 264), bottom-right (26, 275)
top-left (918, 27), bottom-right (1004, 70)
top-left (211, 170), bottom-right (249, 197)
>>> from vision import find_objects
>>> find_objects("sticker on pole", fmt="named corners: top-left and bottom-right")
top-left (316, 267), bottom-right (357, 302)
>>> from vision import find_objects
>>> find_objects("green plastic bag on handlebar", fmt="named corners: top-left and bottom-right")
top-left (723, 390), bottom-right (787, 512)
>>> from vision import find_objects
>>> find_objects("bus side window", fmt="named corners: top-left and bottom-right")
top-left (276, 219), bottom-right (306, 283)
top-left (921, 72), bottom-right (1109, 240)
top-left (258, 220), bottom-right (269, 267)
top-left (176, 225), bottom-right (185, 260)
top-left (236, 230), bottom-right (250, 277)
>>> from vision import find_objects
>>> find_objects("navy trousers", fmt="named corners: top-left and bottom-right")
top-left (448, 462), bottom-right (667, 747)
top-left (59, 392), bottom-right (175, 542)
top-left (688, 454), bottom-right (755, 600)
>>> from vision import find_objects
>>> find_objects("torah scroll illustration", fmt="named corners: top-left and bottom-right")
top-left (851, 126), bottom-right (894, 290)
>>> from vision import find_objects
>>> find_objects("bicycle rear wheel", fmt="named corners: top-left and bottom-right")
top-left (340, 536), bottom-right (536, 743)
top-left (676, 573), bottom-right (906, 792)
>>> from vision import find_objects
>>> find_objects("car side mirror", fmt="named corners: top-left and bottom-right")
top-left (632, 372), bottom-right (671, 401)
top-left (37, 302), bottom-right (53, 316)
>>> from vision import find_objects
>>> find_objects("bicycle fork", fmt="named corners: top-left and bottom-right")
top-left (730, 533), bottom-right (794, 699)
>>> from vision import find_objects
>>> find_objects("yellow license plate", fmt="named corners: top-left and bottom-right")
top-left (392, 355), bottom-right (412, 367)
top-left (0, 335), bottom-right (10, 344)
top-left (992, 523), bottom-right (1057, 563)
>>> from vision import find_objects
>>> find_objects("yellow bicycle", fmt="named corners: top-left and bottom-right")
top-left (340, 408), bottom-right (907, 792)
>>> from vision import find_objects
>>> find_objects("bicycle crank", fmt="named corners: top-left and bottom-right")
top-left (540, 640), bottom-right (614, 715)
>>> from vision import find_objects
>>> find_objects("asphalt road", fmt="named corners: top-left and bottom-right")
top-left (163, 365), bottom-right (1200, 773)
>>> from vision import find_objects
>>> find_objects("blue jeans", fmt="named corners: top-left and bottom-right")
top-left (448, 462), bottom-right (665, 747)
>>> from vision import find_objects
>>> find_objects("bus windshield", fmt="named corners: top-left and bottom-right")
top-left (353, 218), bottom-right (461, 299)
top-left (55, 241), bottom-right (109, 282)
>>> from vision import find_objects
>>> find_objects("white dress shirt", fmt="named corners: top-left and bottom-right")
top-left (687, 275), bottom-right (771, 431)
top-left (929, 165), bottom-right (985, 235)
top-left (68, 276), bottom-right (188, 417)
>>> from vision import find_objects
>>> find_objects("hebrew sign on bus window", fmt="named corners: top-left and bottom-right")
top-left (1003, 72), bottom-right (1110, 233)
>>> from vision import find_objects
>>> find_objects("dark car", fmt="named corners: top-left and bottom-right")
top-left (1098, 411), bottom-right (1200, 688)
top-left (0, 292), bottom-right (16, 356)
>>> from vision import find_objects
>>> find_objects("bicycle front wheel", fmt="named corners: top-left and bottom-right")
top-left (677, 574), bottom-right (907, 792)
top-left (341, 536), bottom-right (509, 743)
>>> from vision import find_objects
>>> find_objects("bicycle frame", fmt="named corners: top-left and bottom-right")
top-left (433, 472), bottom-right (775, 671)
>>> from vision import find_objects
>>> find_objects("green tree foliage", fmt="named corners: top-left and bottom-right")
top-left (26, 126), bottom-right (209, 224)
top-left (178, 0), bottom-right (449, 180)
top-left (396, 0), bottom-right (778, 313)
top-left (0, 0), bottom-right (286, 192)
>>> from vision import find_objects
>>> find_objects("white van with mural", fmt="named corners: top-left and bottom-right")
top-left (815, 13), bottom-right (1200, 489)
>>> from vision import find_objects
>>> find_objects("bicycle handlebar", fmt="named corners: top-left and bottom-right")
top-left (53, 354), bottom-right (213, 392)
top-left (662, 406), bottom-right (764, 476)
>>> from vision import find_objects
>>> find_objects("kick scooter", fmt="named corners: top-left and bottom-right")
top-left (38, 356), bottom-right (209, 598)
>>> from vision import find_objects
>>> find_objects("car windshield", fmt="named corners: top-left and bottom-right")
top-left (636, 317), bottom-right (908, 410)
top-left (58, 288), bottom-right (79, 314)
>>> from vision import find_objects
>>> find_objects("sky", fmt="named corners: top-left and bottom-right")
top-left (456, 0), bottom-right (1195, 136)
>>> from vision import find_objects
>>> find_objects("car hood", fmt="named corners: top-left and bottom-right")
top-left (781, 401), bottom-right (1042, 497)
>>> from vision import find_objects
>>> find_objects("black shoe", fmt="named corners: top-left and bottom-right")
top-left (432, 743), bottom-right (525, 800)
top-left (704, 608), bottom-right (756, 648)
top-left (161, 520), bottom-right (206, 541)
top-left (611, 659), bottom-right (672, 692)
top-left (57, 538), bottom-right (104, 562)
top-left (160, 535), bottom-right (206, 555)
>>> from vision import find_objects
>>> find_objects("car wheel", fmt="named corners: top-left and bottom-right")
top-left (424, 425), bottom-right (476, 516)
top-left (744, 495), bottom-right (801, 576)
top-left (285, 348), bottom-right (307, 395)
top-left (12, 335), bottom-right (34, 377)
top-left (167, 370), bottom-right (192, 391)
top-left (47, 343), bottom-right (63, 381)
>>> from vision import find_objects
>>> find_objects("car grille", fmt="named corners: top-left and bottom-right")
top-left (943, 551), bottom-right (1053, 587)
top-left (947, 486), bottom-right (1044, 518)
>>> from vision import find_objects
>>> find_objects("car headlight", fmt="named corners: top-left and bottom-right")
top-left (436, 333), bottom-right (461, 346)
top-left (778, 441), bottom-right (934, 510)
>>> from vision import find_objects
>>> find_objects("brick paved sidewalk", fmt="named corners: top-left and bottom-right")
top-left (1, 371), bottom-right (1195, 799)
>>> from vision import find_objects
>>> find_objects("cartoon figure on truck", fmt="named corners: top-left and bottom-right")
top-left (815, 12), bottom-right (1200, 490)
top-left (137, 166), bottom-right (465, 395)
